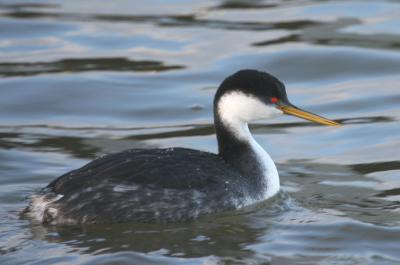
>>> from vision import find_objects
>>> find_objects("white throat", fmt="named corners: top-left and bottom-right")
top-left (217, 91), bottom-right (282, 199)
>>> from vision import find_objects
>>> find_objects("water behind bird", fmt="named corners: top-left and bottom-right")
top-left (1, 0), bottom-right (400, 264)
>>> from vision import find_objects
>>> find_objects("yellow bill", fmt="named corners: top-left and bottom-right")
top-left (277, 104), bottom-right (340, 126)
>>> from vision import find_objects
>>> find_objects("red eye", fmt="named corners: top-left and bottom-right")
top-left (270, 97), bottom-right (278, 103)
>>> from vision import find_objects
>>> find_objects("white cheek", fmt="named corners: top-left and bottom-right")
top-left (248, 102), bottom-right (283, 121)
top-left (218, 91), bottom-right (283, 123)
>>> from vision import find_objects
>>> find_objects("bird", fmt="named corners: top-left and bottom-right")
top-left (25, 69), bottom-right (339, 224)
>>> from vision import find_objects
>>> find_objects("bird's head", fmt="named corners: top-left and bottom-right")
top-left (214, 69), bottom-right (339, 126)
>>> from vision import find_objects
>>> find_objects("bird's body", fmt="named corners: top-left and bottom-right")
top-left (25, 69), bottom-right (338, 224)
top-left (31, 148), bottom-right (262, 224)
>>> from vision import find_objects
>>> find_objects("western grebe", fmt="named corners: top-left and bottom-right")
top-left (25, 69), bottom-right (338, 224)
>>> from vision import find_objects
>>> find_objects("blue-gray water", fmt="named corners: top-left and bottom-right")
top-left (1, 1), bottom-right (400, 264)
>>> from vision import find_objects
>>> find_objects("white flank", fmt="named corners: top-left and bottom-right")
top-left (28, 194), bottom-right (63, 222)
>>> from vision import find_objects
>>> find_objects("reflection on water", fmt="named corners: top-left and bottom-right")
top-left (0, 58), bottom-right (184, 77)
top-left (1, 0), bottom-right (400, 264)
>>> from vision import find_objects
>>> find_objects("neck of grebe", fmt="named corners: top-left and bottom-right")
top-left (213, 92), bottom-right (280, 200)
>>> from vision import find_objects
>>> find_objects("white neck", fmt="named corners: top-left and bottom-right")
top-left (217, 91), bottom-right (281, 199)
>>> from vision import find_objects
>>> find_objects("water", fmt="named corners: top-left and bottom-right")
top-left (1, 0), bottom-right (400, 264)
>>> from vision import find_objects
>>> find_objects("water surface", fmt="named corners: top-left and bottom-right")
top-left (1, 1), bottom-right (400, 264)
